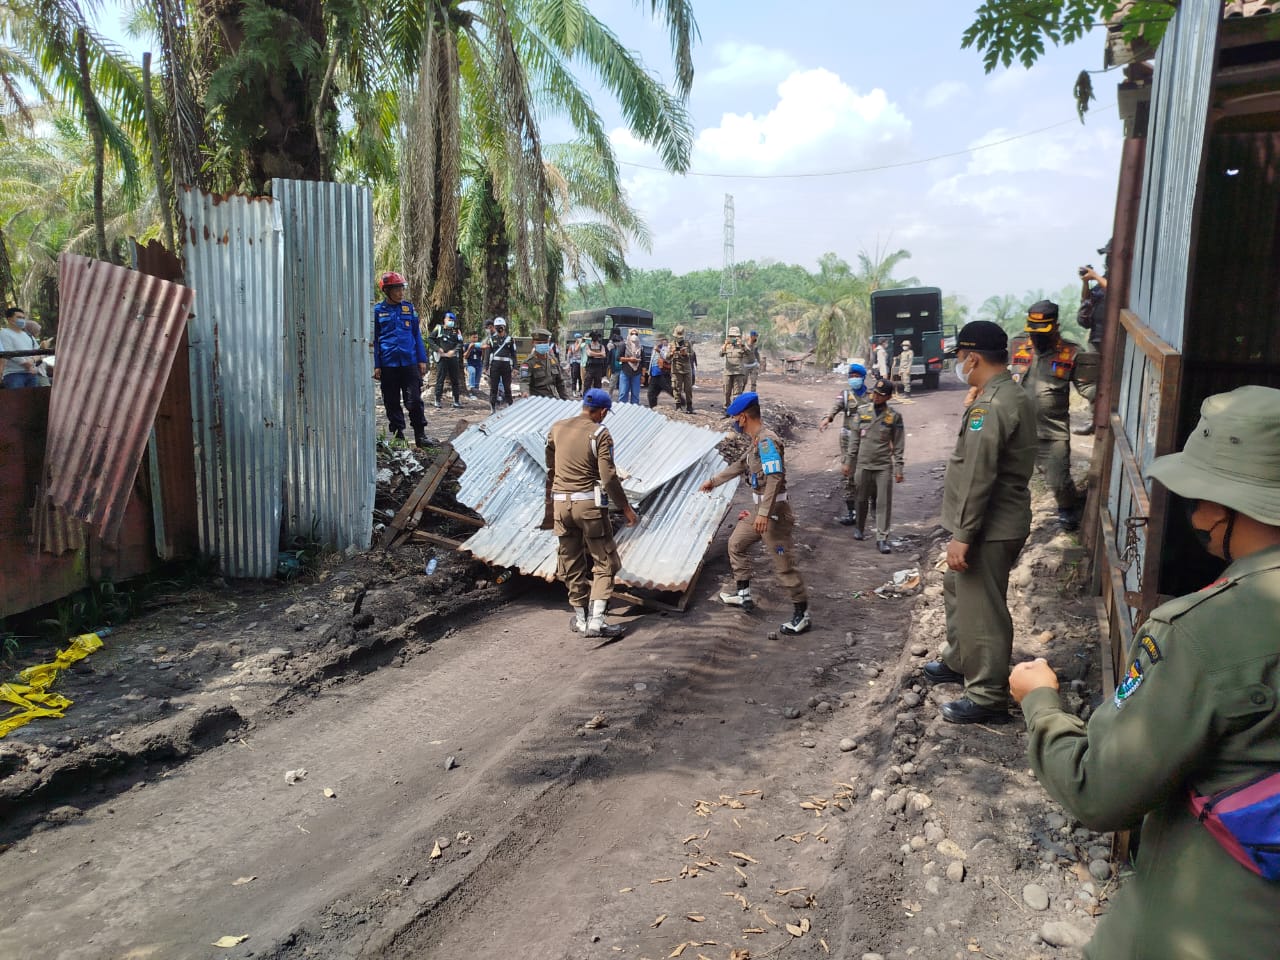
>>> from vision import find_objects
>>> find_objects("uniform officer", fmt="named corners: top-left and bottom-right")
top-left (923, 320), bottom-right (1037, 724)
top-left (701, 392), bottom-right (811, 635)
top-left (1010, 299), bottom-right (1097, 530)
top-left (742, 330), bottom-right (763, 393)
top-left (896, 341), bottom-right (914, 397)
top-left (487, 317), bottom-right (517, 410)
top-left (1010, 385), bottom-right (1280, 960)
top-left (428, 310), bottom-right (465, 408)
top-left (819, 362), bottom-right (870, 526)
top-left (371, 271), bottom-right (429, 447)
top-left (720, 326), bottom-right (747, 409)
top-left (544, 388), bottom-right (638, 638)
top-left (670, 325), bottom-right (697, 413)
top-left (847, 377), bottom-right (905, 554)
top-left (526, 328), bottom-right (568, 399)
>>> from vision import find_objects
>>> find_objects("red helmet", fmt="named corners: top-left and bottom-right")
top-left (379, 271), bottom-right (406, 290)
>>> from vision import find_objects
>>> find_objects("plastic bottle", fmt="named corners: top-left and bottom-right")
top-left (495, 568), bottom-right (513, 584)
top-left (425, 557), bottom-right (438, 576)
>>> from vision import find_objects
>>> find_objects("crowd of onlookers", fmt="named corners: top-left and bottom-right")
top-left (0, 306), bottom-right (52, 389)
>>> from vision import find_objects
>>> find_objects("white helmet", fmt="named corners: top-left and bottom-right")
top-left (493, 316), bottom-right (507, 328)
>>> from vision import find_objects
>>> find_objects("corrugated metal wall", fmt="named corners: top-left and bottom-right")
top-left (181, 187), bottom-right (286, 579)
top-left (273, 179), bottom-right (376, 555)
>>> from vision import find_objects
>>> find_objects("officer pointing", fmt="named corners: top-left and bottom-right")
top-left (1010, 385), bottom-right (1280, 959)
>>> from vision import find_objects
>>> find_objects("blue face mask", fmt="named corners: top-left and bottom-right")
top-left (534, 342), bottom-right (551, 355)
top-left (848, 377), bottom-right (864, 391)
top-left (445, 319), bottom-right (455, 329)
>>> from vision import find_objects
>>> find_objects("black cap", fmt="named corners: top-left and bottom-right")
top-left (870, 377), bottom-right (893, 395)
top-left (956, 320), bottom-right (1008, 352)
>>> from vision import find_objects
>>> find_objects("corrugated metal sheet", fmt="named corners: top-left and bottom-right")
top-left (452, 399), bottom-right (733, 591)
top-left (180, 187), bottom-right (285, 578)
top-left (42, 253), bottom-right (194, 544)
top-left (1126, 3), bottom-right (1219, 357)
top-left (272, 178), bottom-right (376, 555)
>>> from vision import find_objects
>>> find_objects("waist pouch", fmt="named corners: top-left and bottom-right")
top-left (1190, 771), bottom-right (1280, 881)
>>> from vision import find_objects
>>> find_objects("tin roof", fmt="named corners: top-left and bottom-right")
top-left (452, 399), bottom-right (734, 592)
top-left (42, 254), bottom-right (194, 543)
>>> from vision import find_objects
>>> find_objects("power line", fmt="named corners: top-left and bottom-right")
top-left (619, 104), bottom-right (1116, 181)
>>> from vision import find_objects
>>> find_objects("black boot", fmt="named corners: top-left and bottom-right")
top-left (838, 501), bottom-right (857, 526)
top-left (852, 520), bottom-right (866, 541)
top-left (877, 539), bottom-right (891, 554)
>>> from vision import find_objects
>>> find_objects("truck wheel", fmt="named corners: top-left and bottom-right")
top-left (924, 371), bottom-right (940, 390)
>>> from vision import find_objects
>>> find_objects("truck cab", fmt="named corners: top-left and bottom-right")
top-left (869, 287), bottom-right (954, 391)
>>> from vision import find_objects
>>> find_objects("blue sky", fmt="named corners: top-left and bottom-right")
top-left (580, 0), bottom-right (1124, 309)
top-left (96, 1), bottom-right (1123, 310)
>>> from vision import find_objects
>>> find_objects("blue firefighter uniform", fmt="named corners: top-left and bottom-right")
top-left (373, 298), bottom-right (428, 440)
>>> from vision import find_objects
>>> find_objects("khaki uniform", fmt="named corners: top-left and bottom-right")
top-left (527, 351), bottom-right (568, 399)
top-left (897, 346), bottom-right (913, 396)
top-left (545, 414), bottom-right (627, 607)
top-left (1011, 334), bottom-right (1098, 511)
top-left (708, 427), bottom-right (807, 603)
top-left (1023, 545), bottom-right (1280, 960)
top-left (742, 342), bottom-right (762, 392)
top-left (670, 339), bottom-right (696, 412)
top-left (845, 402), bottom-right (904, 540)
top-left (827, 391), bottom-right (867, 501)
top-left (938, 371), bottom-right (1037, 707)
top-left (720, 340), bottom-right (747, 408)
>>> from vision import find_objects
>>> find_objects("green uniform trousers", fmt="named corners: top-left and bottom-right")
top-left (855, 468), bottom-right (893, 539)
top-left (554, 499), bottom-right (621, 607)
top-left (727, 502), bottom-right (807, 603)
top-left (1036, 438), bottom-right (1079, 511)
top-left (723, 373), bottom-right (746, 409)
top-left (939, 537), bottom-right (1026, 708)
top-left (673, 370), bottom-right (694, 411)
top-left (839, 435), bottom-right (859, 501)
top-left (746, 369), bottom-right (759, 392)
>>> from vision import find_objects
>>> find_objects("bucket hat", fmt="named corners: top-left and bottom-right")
top-left (1147, 385), bottom-right (1280, 524)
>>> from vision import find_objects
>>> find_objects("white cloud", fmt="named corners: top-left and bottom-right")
top-left (986, 67), bottom-right (1031, 97)
top-left (693, 68), bottom-right (912, 175)
top-left (922, 80), bottom-right (969, 110)
top-left (703, 42), bottom-right (799, 88)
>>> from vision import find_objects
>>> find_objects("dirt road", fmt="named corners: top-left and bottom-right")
top-left (0, 374), bottom-right (1110, 960)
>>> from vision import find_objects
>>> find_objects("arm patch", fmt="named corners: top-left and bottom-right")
top-left (758, 438), bottom-right (783, 475)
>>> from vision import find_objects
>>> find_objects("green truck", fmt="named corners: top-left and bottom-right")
top-left (869, 286), bottom-right (955, 391)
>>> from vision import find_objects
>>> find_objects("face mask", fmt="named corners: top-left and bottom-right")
top-left (955, 356), bottom-right (973, 386)
top-left (445, 319), bottom-right (455, 329)
top-left (848, 377), bottom-right (864, 392)
top-left (14, 318), bottom-right (26, 330)
top-left (534, 343), bottom-right (551, 355)
top-left (1031, 332), bottom-right (1055, 353)
top-left (1185, 499), bottom-right (1235, 560)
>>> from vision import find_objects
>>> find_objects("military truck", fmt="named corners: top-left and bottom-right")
top-left (869, 287), bottom-right (954, 391)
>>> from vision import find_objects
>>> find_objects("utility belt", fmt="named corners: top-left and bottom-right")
top-left (491, 356), bottom-right (513, 365)
top-left (752, 492), bottom-right (786, 504)
top-left (553, 485), bottom-right (609, 507)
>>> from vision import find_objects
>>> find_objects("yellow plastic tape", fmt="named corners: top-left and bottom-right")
top-left (0, 632), bottom-right (103, 738)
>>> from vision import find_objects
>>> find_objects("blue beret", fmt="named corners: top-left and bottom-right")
top-left (848, 363), bottom-right (866, 376)
top-left (582, 388), bottom-right (612, 411)
top-left (725, 392), bottom-right (759, 416)
top-left (444, 311), bottom-right (456, 319)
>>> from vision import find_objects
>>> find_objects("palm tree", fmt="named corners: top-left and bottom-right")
top-left (784, 253), bottom-right (867, 367)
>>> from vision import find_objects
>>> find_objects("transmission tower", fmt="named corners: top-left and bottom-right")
top-left (719, 194), bottom-right (736, 338)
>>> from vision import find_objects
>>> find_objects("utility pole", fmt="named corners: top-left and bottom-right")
top-left (719, 194), bottom-right (735, 339)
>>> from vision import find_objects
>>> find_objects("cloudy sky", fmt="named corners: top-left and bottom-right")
top-left (578, 0), bottom-right (1124, 309)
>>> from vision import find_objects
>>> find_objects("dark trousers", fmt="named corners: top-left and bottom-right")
top-left (584, 362), bottom-right (606, 390)
top-left (570, 361), bottom-right (582, 394)
top-left (647, 373), bottom-right (672, 407)
top-left (489, 361), bottom-right (513, 407)
top-left (379, 365), bottom-right (426, 436)
top-left (434, 356), bottom-right (463, 402)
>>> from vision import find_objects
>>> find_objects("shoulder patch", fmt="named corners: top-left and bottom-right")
top-left (884, 412), bottom-right (895, 425)
top-left (758, 437), bottom-right (784, 476)
top-left (1114, 631), bottom-right (1164, 709)
top-left (401, 305), bottom-right (411, 313)
top-left (968, 407), bottom-right (987, 432)
top-left (1113, 659), bottom-right (1144, 709)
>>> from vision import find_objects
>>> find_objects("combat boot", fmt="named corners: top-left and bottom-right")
top-left (585, 599), bottom-right (624, 638)
top-left (780, 603), bottom-right (811, 635)
top-left (877, 539), bottom-right (891, 554)
top-left (569, 606), bottom-right (588, 634)
top-left (719, 581), bottom-right (754, 612)
top-left (838, 501), bottom-right (857, 526)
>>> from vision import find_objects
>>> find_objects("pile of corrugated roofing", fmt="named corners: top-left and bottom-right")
top-left (452, 398), bottom-right (734, 593)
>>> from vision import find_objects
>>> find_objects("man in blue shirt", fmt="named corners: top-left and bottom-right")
top-left (372, 271), bottom-right (428, 446)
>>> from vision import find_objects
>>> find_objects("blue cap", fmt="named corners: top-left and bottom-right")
top-left (582, 388), bottom-right (612, 411)
top-left (725, 392), bottom-right (759, 416)
top-left (749, 330), bottom-right (758, 336)
top-left (848, 362), bottom-right (866, 376)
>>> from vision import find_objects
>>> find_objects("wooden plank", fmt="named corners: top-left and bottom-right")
top-left (613, 590), bottom-right (680, 614)
top-left (385, 448), bottom-right (459, 549)
top-left (1119, 309), bottom-right (1180, 363)
top-left (1109, 413), bottom-right (1152, 518)
top-left (407, 530), bottom-right (466, 551)
top-left (1099, 506), bottom-right (1137, 665)
top-left (423, 504), bottom-right (485, 527)
top-left (1093, 597), bottom-right (1117, 698)
top-left (673, 559), bottom-right (706, 613)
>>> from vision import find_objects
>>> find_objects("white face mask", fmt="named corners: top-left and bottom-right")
top-left (954, 355), bottom-right (973, 386)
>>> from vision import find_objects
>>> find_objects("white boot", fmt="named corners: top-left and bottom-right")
top-left (569, 606), bottom-right (588, 634)
top-left (719, 586), bottom-right (754, 611)
top-left (586, 599), bottom-right (624, 638)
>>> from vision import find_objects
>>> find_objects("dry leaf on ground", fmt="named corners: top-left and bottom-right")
top-left (231, 876), bottom-right (256, 886)
top-left (430, 841), bottom-right (442, 859)
top-left (212, 935), bottom-right (249, 948)
top-left (728, 850), bottom-right (758, 863)
top-left (651, 914), bottom-right (667, 928)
